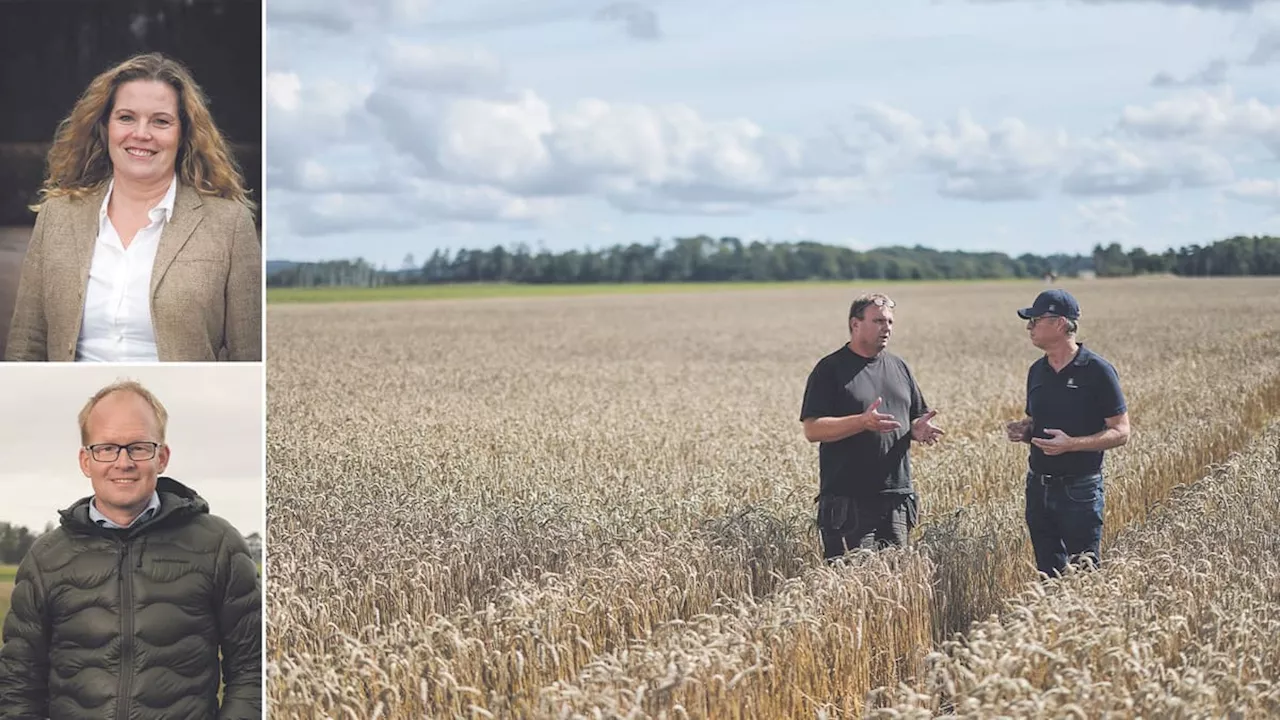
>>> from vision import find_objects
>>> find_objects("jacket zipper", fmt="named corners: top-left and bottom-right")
top-left (116, 541), bottom-right (135, 720)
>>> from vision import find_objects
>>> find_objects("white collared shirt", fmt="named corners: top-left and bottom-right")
top-left (89, 490), bottom-right (162, 530)
top-left (77, 175), bottom-right (177, 362)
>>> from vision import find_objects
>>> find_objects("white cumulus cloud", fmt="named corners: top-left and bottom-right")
top-left (1224, 178), bottom-right (1280, 207)
top-left (1075, 196), bottom-right (1136, 236)
top-left (264, 6), bottom-right (1267, 238)
top-left (1119, 88), bottom-right (1280, 158)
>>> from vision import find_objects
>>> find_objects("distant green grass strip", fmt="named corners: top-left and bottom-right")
top-left (270, 282), bottom-right (804, 304)
top-left (267, 279), bottom-right (1031, 304)
top-left (1, 565), bottom-right (15, 632)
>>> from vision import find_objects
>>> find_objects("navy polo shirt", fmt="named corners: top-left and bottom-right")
top-left (1025, 344), bottom-right (1126, 476)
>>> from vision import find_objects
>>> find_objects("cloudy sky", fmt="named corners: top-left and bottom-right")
top-left (264, 0), bottom-right (1280, 267)
top-left (0, 366), bottom-right (263, 538)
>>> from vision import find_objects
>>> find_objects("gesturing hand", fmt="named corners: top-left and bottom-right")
top-left (1005, 418), bottom-right (1032, 443)
top-left (911, 409), bottom-right (944, 445)
top-left (862, 397), bottom-right (902, 433)
top-left (1030, 428), bottom-right (1075, 456)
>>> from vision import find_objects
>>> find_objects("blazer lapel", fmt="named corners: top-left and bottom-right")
top-left (72, 185), bottom-right (108, 292)
top-left (151, 183), bottom-right (204, 297)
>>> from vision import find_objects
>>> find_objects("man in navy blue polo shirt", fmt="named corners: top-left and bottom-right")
top-left (1005, 289), bottom-right (1130, 578)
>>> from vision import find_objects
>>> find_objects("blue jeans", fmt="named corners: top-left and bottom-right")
top-left (1024, 471), bottom-right (1104, 577)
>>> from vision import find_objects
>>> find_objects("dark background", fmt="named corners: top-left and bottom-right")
top-left (0, 0), bottom-right (261, 356)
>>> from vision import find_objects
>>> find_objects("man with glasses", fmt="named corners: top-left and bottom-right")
top-left (1005, 289), bottom-right (1130, 578)
top-left (800, 292), bottom-right (944, 561)
top-left (0, 380), bottom-right (261, 719)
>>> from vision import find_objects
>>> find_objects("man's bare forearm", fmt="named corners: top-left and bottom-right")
top-left (804, 415), bottom-right (865, 443)
top-left (1070, 426), bottom-right (1129, 452)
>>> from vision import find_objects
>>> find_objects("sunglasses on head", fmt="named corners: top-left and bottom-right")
top-left (851, 296), bottom-right (895, 319)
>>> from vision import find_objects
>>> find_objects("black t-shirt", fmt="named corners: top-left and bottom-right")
top-left (800, 345), bottom-right (928, 497)
top-left (1025, 344), bottom-right (1127, 475)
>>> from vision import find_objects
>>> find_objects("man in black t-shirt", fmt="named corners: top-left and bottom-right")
top-left (1005, 289), bottom-right (1130, 578)
top-left (800, 292), bottom-right (944, 560)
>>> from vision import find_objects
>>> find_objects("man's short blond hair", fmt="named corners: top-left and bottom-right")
top-left (78, 380), bottom-right (169, 446)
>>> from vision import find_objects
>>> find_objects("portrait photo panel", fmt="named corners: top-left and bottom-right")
top-left (0, 0), bottom-right (263, 362)
top-left (0, 364), bottom-right (264, 718)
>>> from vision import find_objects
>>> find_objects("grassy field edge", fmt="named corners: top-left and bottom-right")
top-left (266, 278), bottom-right (1042, 304)
top-left (0, 564), bottom-right (16, 630)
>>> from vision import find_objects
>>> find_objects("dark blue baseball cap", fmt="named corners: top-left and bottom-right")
top-left (1017, 289), bottom-right (1080, 320)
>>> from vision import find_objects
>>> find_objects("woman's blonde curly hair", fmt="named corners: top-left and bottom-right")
top-left (31, 52), bottom-right (255, 215)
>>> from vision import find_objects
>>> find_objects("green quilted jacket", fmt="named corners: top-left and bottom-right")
top-left (0, 477), bottom-right (261, 719)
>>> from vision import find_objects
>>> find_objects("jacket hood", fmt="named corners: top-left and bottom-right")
top-left (60, 476), bottom-right (211, 538)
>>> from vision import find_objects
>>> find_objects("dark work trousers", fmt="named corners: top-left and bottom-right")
top-left (817, 492), bottom-right (919, 561)
top-left (1025, 471), bottom-right (1105, 577)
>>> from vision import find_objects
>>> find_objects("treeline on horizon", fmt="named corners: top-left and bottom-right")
top-left (266, 234), bottom-right (1280, 288)
top-left (0, 521), bottom-right (50, 565)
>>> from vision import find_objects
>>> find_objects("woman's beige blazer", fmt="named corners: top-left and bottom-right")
top-left (4, 183), bottom-right (261, 362)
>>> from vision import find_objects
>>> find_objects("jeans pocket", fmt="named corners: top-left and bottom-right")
top-left (817, 496), bottom-right (850, 531)
top-left (1063, 476), bottom-right (1102, 504)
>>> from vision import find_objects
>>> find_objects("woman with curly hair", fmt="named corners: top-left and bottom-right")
top-left (5, 52), bottom-right (261, 362)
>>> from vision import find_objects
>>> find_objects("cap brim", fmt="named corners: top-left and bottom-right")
top-left (1016, 307), bottom-right (1043, 319)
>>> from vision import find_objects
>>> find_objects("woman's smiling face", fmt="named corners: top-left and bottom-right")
top-left (106, 79), bottom-right (181, 185)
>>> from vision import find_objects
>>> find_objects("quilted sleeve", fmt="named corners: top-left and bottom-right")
top-left (0, 550), bottom-right (51, 718)
top-left (215, 526), bottom-right (262, 720)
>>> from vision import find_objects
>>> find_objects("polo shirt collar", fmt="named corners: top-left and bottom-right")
top-left (1072, 344), bottom-right (1094, 367)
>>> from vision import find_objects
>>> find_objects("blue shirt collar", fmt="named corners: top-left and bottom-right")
top-left (1038, 343), bottom-right (1093, 371)
top-left (1071, 344), bottom-right (1094, 367)
top-left (89, 490), bottom-right (161, 530)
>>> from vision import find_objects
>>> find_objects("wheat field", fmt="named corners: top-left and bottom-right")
top-left (265, 276), bottom-right (1280, 718)
top-left (870, 418), bottom-right (1280, 718)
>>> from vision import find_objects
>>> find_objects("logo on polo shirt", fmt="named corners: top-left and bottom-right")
top-left (1066, 377), bottom-right (1077, 388)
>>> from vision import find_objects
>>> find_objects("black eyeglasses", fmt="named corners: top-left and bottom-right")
top-left (85, 442), bottom-right (163, 462)
top-left (1027, 315), bottom-right (1062, 327)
